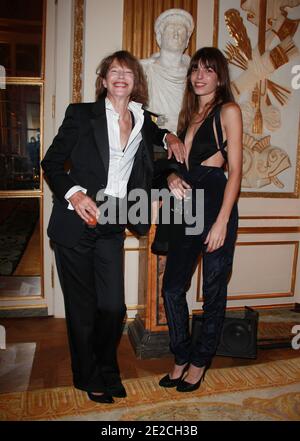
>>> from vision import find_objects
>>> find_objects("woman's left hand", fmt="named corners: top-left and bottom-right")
top-left (165, 133), bottom-right (185, 163)
top-left (204, 220), bottom-right (228, 253)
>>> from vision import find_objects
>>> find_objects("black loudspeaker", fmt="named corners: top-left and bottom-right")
top-left (191, 306), bottom-right (259, 359)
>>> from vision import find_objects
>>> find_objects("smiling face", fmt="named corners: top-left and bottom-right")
top-left (102, 60), bottom-right (134, 100)
top-left (160, 18), bottom-right (189, 53)
top-left (190, 61), bottom-right (219, 100)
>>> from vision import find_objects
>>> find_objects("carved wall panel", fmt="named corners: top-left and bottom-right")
top-left (214, 0), bottom-right (300, 197)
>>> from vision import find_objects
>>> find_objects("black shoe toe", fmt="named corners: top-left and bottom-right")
top-left (159, 374), bottom-right (181, 388)
top-left (159, 364), bottom-right (189, 388)
top-left (87, 392), bottom-right (114, 403)
top-left (107, 384), bottom-right (127, 398)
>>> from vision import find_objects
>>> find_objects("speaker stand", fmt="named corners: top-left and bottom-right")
top-left (128, 315), bottom-right (171, 359)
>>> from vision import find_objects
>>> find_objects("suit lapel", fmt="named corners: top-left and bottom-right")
top-left (141, 119), bottom-right (154, 173)
top-left (91, 99), bottom-right (109, 175)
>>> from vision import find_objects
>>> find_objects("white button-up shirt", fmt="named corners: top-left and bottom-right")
top-left (104, 98), bottom-right (144, 198)
top-left (65, 98), bottom-right (145, 207)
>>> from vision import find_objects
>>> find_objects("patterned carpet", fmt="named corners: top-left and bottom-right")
top-left (0, 357), bottom-right (299, 421)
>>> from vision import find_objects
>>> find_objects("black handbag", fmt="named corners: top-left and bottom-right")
top-left (151, 158), bottom-right (187, 255)
top-left (151, 160), bottom-right (216, 255)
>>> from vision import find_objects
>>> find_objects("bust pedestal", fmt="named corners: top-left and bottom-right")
top-left (128, 225), bottom-right (171, 358)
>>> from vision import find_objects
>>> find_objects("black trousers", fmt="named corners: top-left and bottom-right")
top-left (54, 224), bottom-right (126, 393)
top-left (162, 165), bottom-right (238, 368)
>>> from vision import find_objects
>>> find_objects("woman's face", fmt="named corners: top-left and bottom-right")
top-left (190, 61), bottom-right (219, 99)
top-left (103, 60), bottom-right (134, 100)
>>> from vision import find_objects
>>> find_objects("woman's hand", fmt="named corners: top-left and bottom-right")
top-left (69, 191), bottom-right (99, 224)
top-left (165, 133), bottom-right (186, 163)
top-left (167, 173), bottom-right (191, 200)
top-left (204, 220), bottom-right (228, 252)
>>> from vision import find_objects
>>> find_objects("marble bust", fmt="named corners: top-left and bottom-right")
top-left (141, 9), bottom-right (194, 133)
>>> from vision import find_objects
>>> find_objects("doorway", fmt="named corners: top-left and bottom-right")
top-left (0, 0), bottom-right (46, 317)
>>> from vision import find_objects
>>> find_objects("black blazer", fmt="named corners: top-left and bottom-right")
top-left (42, 98), bottom-right (168, 247)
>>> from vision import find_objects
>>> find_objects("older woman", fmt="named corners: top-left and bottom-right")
top-left (42, 50), bottom-right (184, 403)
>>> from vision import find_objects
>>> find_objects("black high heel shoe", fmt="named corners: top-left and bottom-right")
top-left (176, 363), bottom-right (210, 393)
top-left (159, 364), bottom-right (189, 388)
top-left (106, 383), bottom-right (127, 398)
top-left (87, 392), bottom-right (114, 404)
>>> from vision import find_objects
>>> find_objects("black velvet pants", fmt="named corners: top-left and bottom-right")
top-left (162, 165), bottom-right (238, 368)
top-left (54, 224), bottom-right (126, 393)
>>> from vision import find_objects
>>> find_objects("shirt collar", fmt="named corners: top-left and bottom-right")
top-left (105, 98), bottom-right (144, 119)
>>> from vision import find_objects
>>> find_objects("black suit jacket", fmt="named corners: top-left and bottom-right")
top-left (42, 98), bottom-right (168, 247)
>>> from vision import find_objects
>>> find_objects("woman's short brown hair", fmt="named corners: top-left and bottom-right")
top-left (95, 50), bottom-right (148, 105)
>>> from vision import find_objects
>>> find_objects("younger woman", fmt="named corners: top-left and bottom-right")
top-left (159, 47), bottom-right (243, 392)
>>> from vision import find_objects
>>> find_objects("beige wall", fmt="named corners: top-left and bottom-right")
top-left (83, 0), bottom-right (124, 101)
top-left (43, 0), bottom-right (300, 318)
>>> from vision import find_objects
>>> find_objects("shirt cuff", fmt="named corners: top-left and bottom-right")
top-left (163, 132), bottom-right (176, 150)
top-left (65, 185), bottom-right (87, 210)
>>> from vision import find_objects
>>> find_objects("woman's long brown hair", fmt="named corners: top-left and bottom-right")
top-left (177, 47), bottom-right (235, 136)
top-left (95, 50), bottom-right (148, 105)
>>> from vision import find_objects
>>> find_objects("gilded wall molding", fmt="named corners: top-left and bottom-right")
top-left (196, 240), bottom-right (299, 302)
top-left (192, 302), bottom-right (295, 315)
top-left (72, 0), bottom-right (84, 103)
top-left (213, 0), bottom-right (219, 47)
